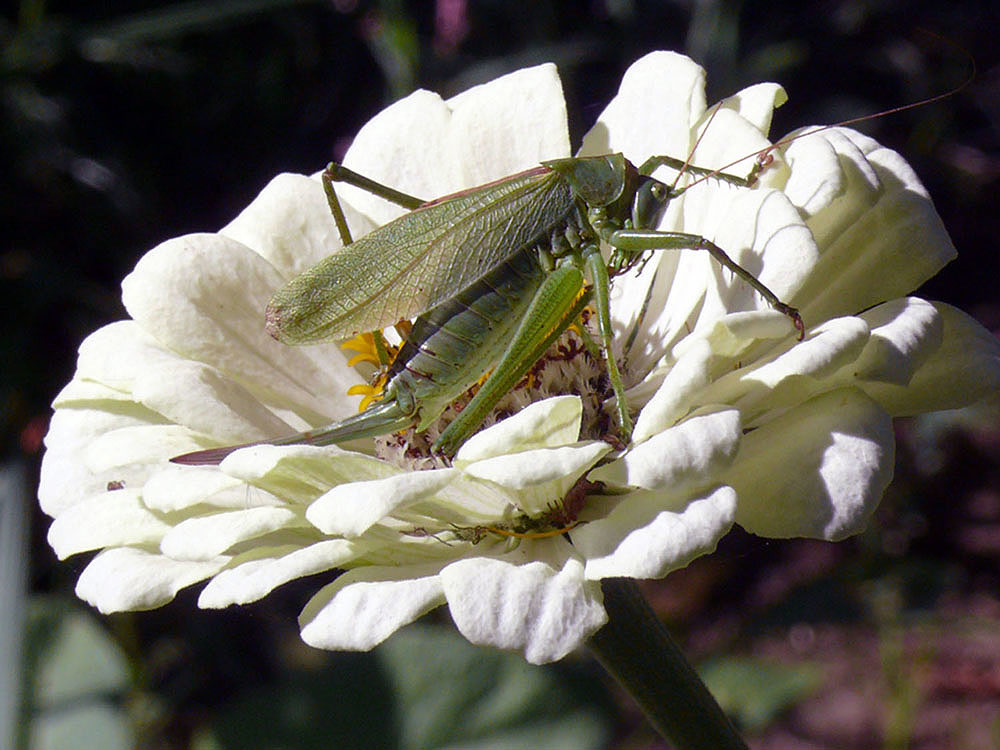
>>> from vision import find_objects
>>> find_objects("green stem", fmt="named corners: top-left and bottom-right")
top-left (587, 578), bottom-right (747, 749)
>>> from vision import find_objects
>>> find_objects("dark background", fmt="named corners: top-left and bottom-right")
top-left (9, 1), bottom-right (999, 747)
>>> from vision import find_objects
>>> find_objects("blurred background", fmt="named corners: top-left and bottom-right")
top-left (4, 0), bottom-right (999, 747)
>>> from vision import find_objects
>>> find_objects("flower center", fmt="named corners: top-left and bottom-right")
top-left (339, 316), bottom-right (616, 471)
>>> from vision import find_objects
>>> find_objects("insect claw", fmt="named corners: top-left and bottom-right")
top-left (779, 304), bottom-right (806, 340)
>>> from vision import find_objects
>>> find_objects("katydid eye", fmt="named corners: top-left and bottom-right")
top-left (633, 179), bottom-right (671, 229)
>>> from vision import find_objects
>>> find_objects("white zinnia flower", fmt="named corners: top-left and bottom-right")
top-left (40, 52), bottom-right (1000, 664)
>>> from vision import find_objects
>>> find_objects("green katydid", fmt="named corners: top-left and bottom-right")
top-left (172, 142), bottom-right (803, 466)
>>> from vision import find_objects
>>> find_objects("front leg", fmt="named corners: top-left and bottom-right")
top-left (608, 229), bottom-right (805, 339)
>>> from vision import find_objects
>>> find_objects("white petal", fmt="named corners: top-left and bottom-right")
top-left (73, 321), bottom-right (292, 443)
top-left (445, 62), bottom-right (571, 184)
top-left (47, 489), bottom-right (170, 559)
top-left (674, 181), bottom-right (817, 317)
top-left (52, 377), bottom-right (134, 406)
top-left (744, 316), bottom-right (870, 387)
top-left (592, 408), bottom-right (740, 489)
top-left (463, 442), bottom-right (610, 489)
top-left (121, 233), bottom-right (356, 426)
top-left (307, 469), bottom-right (458, 537)
top-left (142, 466), bottom-right (274, 512)
top-left (729, 388), bottom-right (894, 540)
top-left (76, 547), bottom-right (229, 613)
top-left (852, 297), bottom-right (942, 385)
top-left (786, 128), bottom-right (956, 321)
top-left (341, 63), bottom-right (569, 227)
top-left (39, 407), bottom-right (159, 517)
top-left (441, 552), bottom-right (607, 664)
top-left (299, 565), bottom-right (447, 651)
top-left (706, 316), bottom-right (872, 423)
top-left (719, 81), bottom-right (787, 136)
top-left (577, 486), bottom-right (737, 580)
top-left (453, 396), bottom-right (582, 464)
top-left (862, 303), bottom-right (1000, 415)
top-left (632, 338), bottom-right (713, 442)
top-left (199, 539), bottom-right (366, 607)
top-left (160, 507), bottom-right (302, 560)
top-left (220, 172), bottom-right (374, 279)
top-left (580, 51), bottom-right (706, 163)
top-left (219, 444), bottom-right (399, 502)
top-left (86, 425), bottom-right (208, 471)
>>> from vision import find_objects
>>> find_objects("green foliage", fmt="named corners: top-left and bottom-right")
top-left (699, 655), bottom-right (823, 731)
top-left (22, 596), bottom-right (134, 750)
top-left (200, 624), bottom-right (613, 750)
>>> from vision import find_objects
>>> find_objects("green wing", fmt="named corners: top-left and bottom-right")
top-left (266, 166), bottom-right (575, 343)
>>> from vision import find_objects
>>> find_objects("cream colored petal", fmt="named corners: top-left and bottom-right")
top-left (142, 466), bottom-right (276, 512)
top-left (729, 388), bottom-right (894, 540)
top-left (592, 408), bottom-right (740, 490)
top-left (341, 63), bottom-right (569, 227)
top-left (785, 128), bottom-right (956, 322)
top-left (441, 551), bottom-right (607, 664)
top-left (453, 396), bottom-right (583, 464)
top-left (631, 338), bottom-right (715, 442)
top-left (299, 564), bottom-right (447, 651)
top-left (718, 81), bottom-right (787, 136)
top-left (47, 489), bottom-right (170, 559)
top-left (220, 172), bottom-right (376, 279)
top-left (579, 50), bottom-right (706, 163)
top-left (76, 547), bottom-right (229, 614)
top-left (463, 442), bottom-right (610, 490)
top-left (121, 233), bottom-right (356, 427)
top-left (219, 444), bottom-right (400, 503)
top-left (198, 539), bottom-right (367, 608)
top-left (72, 320), bottom-right (291, 444)
top-left (862, 303), bottom-right (1000, 415)
top-left (306, 469), bottom-right (459, 537)
top-left (160, 506), bottom-right (304, 561)
top-left (577, 486), bottom-right (737, 580)
top-left (852, 297), bottom-right (942, 385)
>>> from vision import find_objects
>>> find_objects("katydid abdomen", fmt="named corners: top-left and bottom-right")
top-left (388, 242), bottom-right (546, 429)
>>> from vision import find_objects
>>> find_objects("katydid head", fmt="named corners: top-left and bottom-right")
top-left (631, 176), bottom-right (671, 230)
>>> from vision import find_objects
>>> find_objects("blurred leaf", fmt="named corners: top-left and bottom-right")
top-left (699, 655), bottom-right (823, 731)
top-left (379, 625), bottom-right (613, 750)
top-left (202, 623), bottom-right (613, 750)
top-left (24, 596), bottom-right (134, 750)
top-left (198, 649), bottom-right (396, 749)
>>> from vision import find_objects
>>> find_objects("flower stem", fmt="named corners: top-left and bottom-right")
top-left (587, 578), bottom-right (747, 749)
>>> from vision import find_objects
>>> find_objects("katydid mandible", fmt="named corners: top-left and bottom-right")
top-left (172, 150), bottom-right (803, 465)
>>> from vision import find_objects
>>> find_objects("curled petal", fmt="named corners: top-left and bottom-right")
top-left (463, 442), bottom-right (610, 490)
top-left (161, 506), bottom-right (304, 561)
top-left (784, 128), bottom-right (956, 321)
top-left (199, 539), bottom-right (370, 608)
top-left (76, 547), bottom-right (229, 613)
top-left (299, 565), bottom-right (447, 652)
top-left (862, 303), bottom-right (1000, 415)
top-left (591, 408), bottom-right (740, 490)
top-left (728, 388), bottom-right (894, 540)
top-left (48, 489), bottom-right (170, 559)
top-left (577, 486), bottom-right (737, 580)
top-left (307, 469), bottom-right (458, 537)
top-left (853, 297), bottom-right (942, 385)
top-left (441, 548), bottom-right (607, 664)
top-left (454, 396), bottom-right (583, 464)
